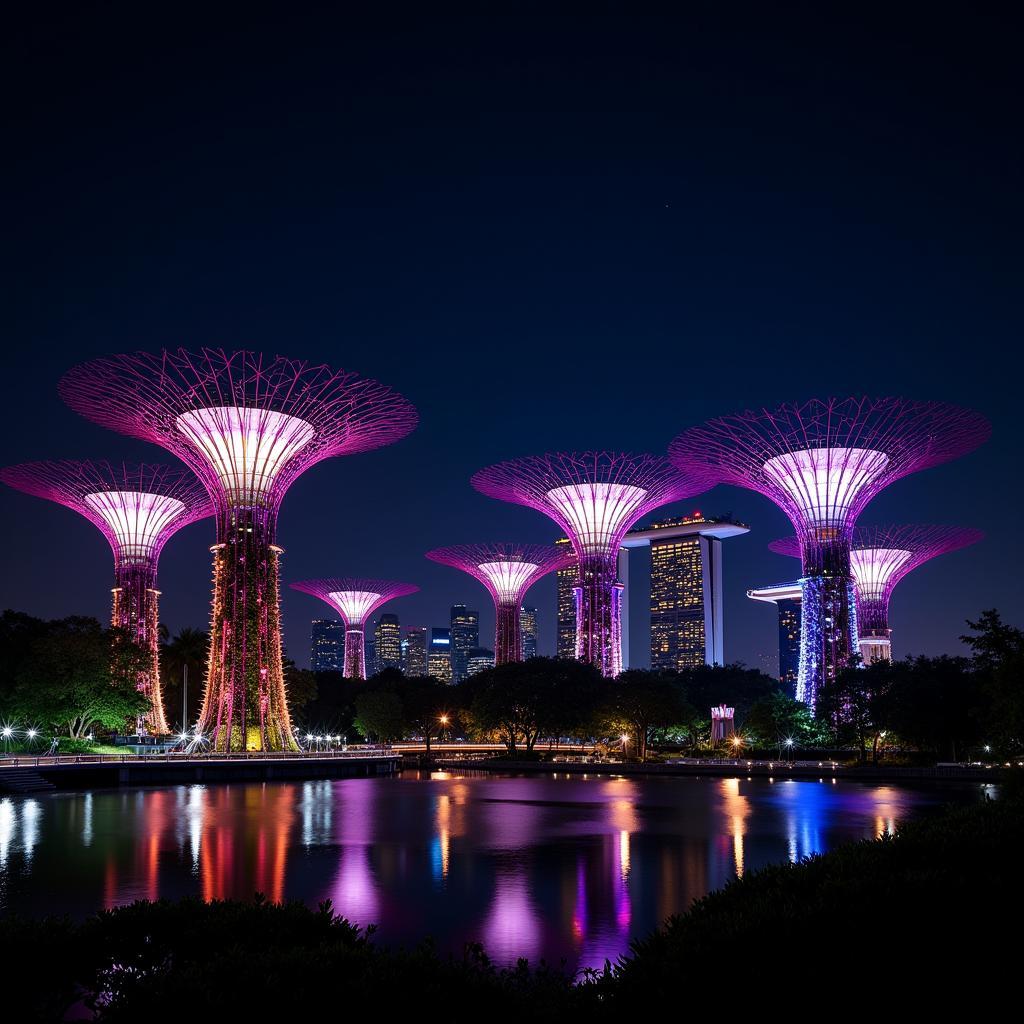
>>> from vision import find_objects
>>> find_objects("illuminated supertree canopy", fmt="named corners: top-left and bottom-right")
top-left (0, 460), bottom-right (213, 733)
top-left (471, 453), bottom-right (711, 675)
top-left (290, 578), bottom-right (419, 679)
top-left (59, 349), bottom-right (418, 751)
top-left (770, 524), bottom-right (984, 664)
top-left (425, 543), bottom-right (576, 664)
top-left (670, 397), bottom-right (990, 708)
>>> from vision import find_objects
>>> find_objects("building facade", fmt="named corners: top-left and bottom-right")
top-left (310, 618), bottom-right (345, 673)
top-left (520, 605), bottom-right (538, 660)
top-left (449, 605), bottom-right (479, 683)
top-left (466, 647), bottom-right (495, 676)
top-left (555, 537), bottom-right (577, 659)
top-left (403, 625), bottom-right (428, 677)
top-left (374, 613), bottom-right (401, 672)
top-left (428, 627), bottom-right (453, 683)
top-left (747, 582), bottom-right (802, 696)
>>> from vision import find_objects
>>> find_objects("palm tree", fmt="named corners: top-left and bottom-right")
top-left (161, 627), bottom-right (209, 731)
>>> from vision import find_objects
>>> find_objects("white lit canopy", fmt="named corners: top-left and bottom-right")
top-left (850, 547), bottom-right (913, 604)
top-left (762, 447), bottom-right (889, 528)
top-left (477, 560), bottom-right (541, 604)
top-left (327, 590), bottom-right (383, 627)
top-left (545, 482), bottom-right (648, 556)
top-left (84, 490), bottom-right (187, 561)
top-left (176, 406), bottom-right (315, 505)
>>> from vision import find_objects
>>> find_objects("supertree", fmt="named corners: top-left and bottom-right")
top-left (59, 349), bottom-right (417, 751)
top-left (669, 398), bottom-right (990, 708)
top-left (769, 524), bottom-right (984, 664)
top-left (290, 578), bottom-right (419, 679)
top-left (471, 453), bottom-right (711, 675)
top-left (0, 460), bottom-right (213, 733)
top-left (425, 543), bottom-right (576, 664)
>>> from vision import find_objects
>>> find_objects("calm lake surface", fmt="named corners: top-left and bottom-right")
top-left (0, 771), bottom-right (991, 969)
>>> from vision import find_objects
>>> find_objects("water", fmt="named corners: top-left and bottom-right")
top-left (0, 771), bottom-right (989, 969)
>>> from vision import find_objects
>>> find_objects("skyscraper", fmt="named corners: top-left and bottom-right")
top-left (520, 606), bottom-right (538, 660)
top-left (374, 613), bottom-right (402, 672)
top-left (466, 647), bottom-right (495, 676)
top-left (747, 582), bottom-right (802, 694)
top-left (428, 627), bottom-right (453, 683)
top-left (310, 618), bottom-right (345, 673)
top-left (449, 605), bottom-right (479, 683)
top-left (621, 513), bottom-right (749, 671)
top-left (555, 537), bottom-right (576, 659)
top-left (403, 626), bottom-right (428, 677)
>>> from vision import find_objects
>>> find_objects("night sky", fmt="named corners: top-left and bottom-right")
top-left (2, 6), bottom-right (1020, 672)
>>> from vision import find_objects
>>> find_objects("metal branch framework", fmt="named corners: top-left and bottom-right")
top-left (0, 460), bottom-right (213, 733)
top-left (59, 349), bottom-right (418, 751)
top-left (425, 543), bottom-right (576, 664)
top-left (670, 397), bottom-right (989, 707)
top-left (290, 578), bottom-right (419, 679)
top-left (770, 524), bottom-right (984, 663)
top-left (471, 452), bottom-right (711, 675)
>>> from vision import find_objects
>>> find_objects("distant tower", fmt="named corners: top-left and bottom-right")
top-left (520, 606), bottom-right (538, 660)
top-left (747, 582), bottom-right (803, 692)
top-left (710, 705), bottom-right (735, 743)
top-left (310, 619), bottom-right (345, 673)
top-left (426, 544), bottom-right (575, 664)
top-left (554, 538), bottom-right (577, 659)
top-left (467, 647), bottom-right (496, 676)
top-left (671, 398), bottom-right (989, 708)
top-left (60, 348), bottom-right (416, 750)
top-left (291, 579), bottom-right (418, 679)
top-left (770, 524), bottom-right (983, 665)
top-left (472, 453), bottom-right (709, 675)
top-left (429, 627), bottom-right (452, 682)
top-left (0, 460), bottom-right (212, 733)
top-left (403, 626), bottom-right (428, 677)
top-left (374, 614), bottom-right (403, 672)
top-left (449, 604), bottom-right (480, 682)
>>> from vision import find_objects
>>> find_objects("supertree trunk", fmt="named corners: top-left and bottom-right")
top-left (573, 554), bottom-right (623, 676)
top-left (857, 599), bottom-right (891, 664)
top-left (344, 625), bottom-right (367, 678)
top-left (494, 602), bottom-right (523, 665)
top-left (200, 507), bottom-right (297, 752)
top-left (112, 560), bottom-right (169, 734)
top-left (797, 575), bottom-right (858, 709)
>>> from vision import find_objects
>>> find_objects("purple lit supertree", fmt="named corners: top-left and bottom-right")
top-left (669, 398), bottom-right (990, 708)
top-left (471, 453), bottom-right (711, 675)
top-left (425, 543), bottom-right (576, 664)
top-left (59, 349), bottom-right (418, 751)
top-left (0, 460), bottom-right (213, 733)
top-left (290, 578), bottom-right (419, 679)
top-left (769, 524), bottom-right (984, 665)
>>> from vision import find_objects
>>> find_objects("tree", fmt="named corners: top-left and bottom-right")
top-left (601, 670), bottom-right (694, 761)
top-left (353, 690), bottom-right (404, 743)
top-left (744, 692), bottom-right (818, 755)
top-left (962, 610), bottom-right (1024, 755)
top-left (161, 626), bottom-right (209, 730)
top-left (817, 659), bottom-right (893, 764)
top-left (398, 676), bottom-right (449, 753)
top-left (283, 661), bottom-right (318, 723)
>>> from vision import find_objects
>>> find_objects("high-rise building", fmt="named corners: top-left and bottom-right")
top-left (747, 582), bottom-right (802, 695)
top-left (466, 647), bottom-right (495, 676)
top-left (403, 626), bottom-right (428, 677)
top-left (520, 606), bottom-right (538, 660)
top-left (554, 538), bottom-right (577, 659)
top-left (374, 613), bottom-right (402, 672)
top-left (364, 628), bottom-right (377, 677)
top-left (449, 605), bottom-right (479, 682)
top-left (310, 618), bottom-right (345, 673)
top-left (428, 627), bottom-right (453, 683)
top-left (622, 513), bottom-right (749, 671)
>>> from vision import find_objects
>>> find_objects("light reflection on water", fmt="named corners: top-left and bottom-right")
top-left (0, 773), bottom-right (986, 970)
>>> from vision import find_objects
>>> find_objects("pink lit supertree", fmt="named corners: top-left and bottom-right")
top-left (471, 453), bottom-right (711, 675)
top-left (290, 578), bottom-right (419, 679)
top-left (425, 543), bottom-right (576, 664)
top-left (0, 460), bottom-right (213, 733)
top-left (769, 524), bottom-right (984, 665)
top-left (59, 349), bottom-right (417, 751)
top-left (669, 398), bottom-right (989, 708)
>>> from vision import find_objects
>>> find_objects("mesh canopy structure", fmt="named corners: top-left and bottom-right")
top-left (290, 578), bottom-right (419, 679)
top-left (471, 452), bottom-right (711, 675)
top-left (0, 460), bottom-right (213, 733)
top-left (60, 349), bottom-right (418, 751)
top-left (425, 543), bottom-right (576, 664)
top-left (670, 397), bottom-right (989, 708)
top-left (770, 525), bottom-right (984, 663)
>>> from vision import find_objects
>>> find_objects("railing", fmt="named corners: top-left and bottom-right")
top-left (0, 747), bottom-right (401, 768)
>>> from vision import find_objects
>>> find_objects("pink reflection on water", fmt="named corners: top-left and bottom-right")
top-left (482, 859), bottom-right (541, 963)
top-left (329, 779), bottom-right (381, 928)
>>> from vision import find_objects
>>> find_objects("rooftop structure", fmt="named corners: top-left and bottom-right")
top-left (0, 460), bottom-right (212, 733)
top-left (59, 348), bottom-right (417, 750)
top-left (770, 524), bottom-right (983, 664)
top-left (472, 452), bottom-right (711, 675)
top-left (426, 543), bottom-right (575, 664)
top-left (291, 578), bottom-right (419, 679)
top-left (670, 397), bottom-right (989, 708)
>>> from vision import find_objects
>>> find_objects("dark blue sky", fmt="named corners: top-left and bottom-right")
top-left (2, 6), bottom-right (1020, 671)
